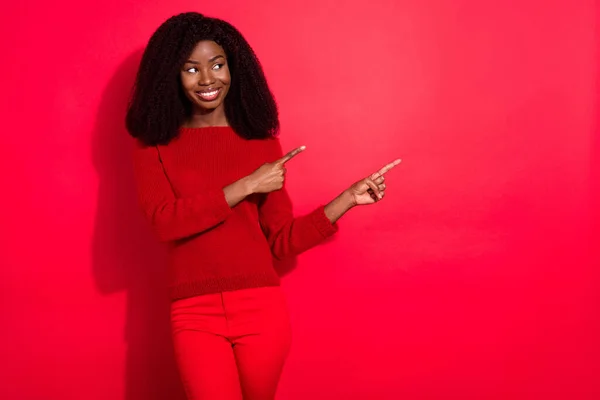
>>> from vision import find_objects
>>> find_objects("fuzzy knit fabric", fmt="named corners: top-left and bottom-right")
top-left (132, 126), bottom-right (338, 300)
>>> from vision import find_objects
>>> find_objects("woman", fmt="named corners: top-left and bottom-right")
top-left (126, 12), bottom-right (400, 400)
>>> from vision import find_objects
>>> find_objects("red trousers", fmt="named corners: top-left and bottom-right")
top-left (171, 286), bottom-right (292, 400)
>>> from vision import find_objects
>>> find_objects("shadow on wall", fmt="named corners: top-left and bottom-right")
top-left (90, 50), bottom-right (298, 400)
top-left (593, 7), bottom-right (600, 306)
top-left (91, 50), bottom-right (187, 400)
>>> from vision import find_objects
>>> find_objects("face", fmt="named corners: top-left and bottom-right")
top-left (180, 40), bottom-right (231, 114)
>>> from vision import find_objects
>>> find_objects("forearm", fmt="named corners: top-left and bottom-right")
top-left (223, 177), bottom-right (254, 208)
top-left (324, 190), bottom-right (356, 224)
top-left (146, 178), bottom-right (251, 242)
top-left (144, 189), bottom-right (233, 242)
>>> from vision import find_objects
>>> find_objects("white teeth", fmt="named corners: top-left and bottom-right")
top-left (198, 90), bottom-right (218, 97)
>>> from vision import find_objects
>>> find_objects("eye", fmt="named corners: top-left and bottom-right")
top-left (186, 67), bottom-right (198, 73)
top-left (213, 63), bottom-right (224, 70)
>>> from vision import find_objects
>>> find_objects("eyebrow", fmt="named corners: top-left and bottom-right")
top-left (185, 55), bottom-right (226, 64)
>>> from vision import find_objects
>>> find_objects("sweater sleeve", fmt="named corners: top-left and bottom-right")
top-left (132, 141), bottom-right (233, 242)
top-left (258, 139), bottom-right (339, 260)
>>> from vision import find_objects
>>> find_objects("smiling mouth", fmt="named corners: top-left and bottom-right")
top-left (195, 88), bottom-right (222, 102)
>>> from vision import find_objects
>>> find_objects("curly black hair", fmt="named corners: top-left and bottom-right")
top-left (125, 12), bottom-right (279, 146)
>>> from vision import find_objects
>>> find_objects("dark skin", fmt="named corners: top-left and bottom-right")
top-left (180, 40), bottom-right (231, 127)
top-left (180, 40), bottom-right (401, 224)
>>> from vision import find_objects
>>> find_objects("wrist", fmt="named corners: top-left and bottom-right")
top-left (342, 189), bottom-right (357, 208)
top-left (324, 190), bottom-right (355, 224)
top-left (241, 176), bottom-right (256, 196)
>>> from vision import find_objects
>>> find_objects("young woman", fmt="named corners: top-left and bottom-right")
top-left (126, 12), bottom-right (400, 400)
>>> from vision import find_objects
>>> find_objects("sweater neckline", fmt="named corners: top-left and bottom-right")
top-left (180, 125), bottom-right (232, 132)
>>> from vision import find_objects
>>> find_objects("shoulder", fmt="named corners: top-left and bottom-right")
top-left (131, 138), bottom-right (160, 163)
top-left (257, 136), bottom-right (284, 158)
top-left (132, 138), bottom-right (156, 152)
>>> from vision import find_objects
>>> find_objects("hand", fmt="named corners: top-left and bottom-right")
top-left (247, 146), bottom-right (306, 194)
top-left (347, 159), bottom-right (401, 206)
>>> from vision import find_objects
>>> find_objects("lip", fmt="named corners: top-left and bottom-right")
top-left (195, 88), bottom-right (222, 102)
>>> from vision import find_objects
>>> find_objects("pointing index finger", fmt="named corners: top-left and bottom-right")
top-left (372, 159), bottom-right (402, 179)
top-left (277, 145), bottom-right (306, 164)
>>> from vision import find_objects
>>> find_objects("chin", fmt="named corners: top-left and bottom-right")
top-left (191, 101), bottom-right (222, 114)
top-left (197, 103), bottom-right (220, 111)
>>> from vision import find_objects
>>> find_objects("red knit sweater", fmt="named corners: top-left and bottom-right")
top-left (132, 126), bottom-right (338, 300)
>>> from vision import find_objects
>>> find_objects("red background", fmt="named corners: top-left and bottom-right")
top-left (1, 1), bottom-right (599, 399)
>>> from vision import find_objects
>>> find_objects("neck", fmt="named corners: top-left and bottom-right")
top-left (184, 107), bottom-right (228, 128)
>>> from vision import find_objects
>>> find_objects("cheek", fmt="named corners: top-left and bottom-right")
top-left (221, 67), bottom-right (232, 85)
top-left (180, 74), bottom-right (195, 90)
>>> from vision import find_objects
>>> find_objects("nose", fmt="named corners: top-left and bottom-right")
top-left (198, 68), bottom-right (215, 86)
